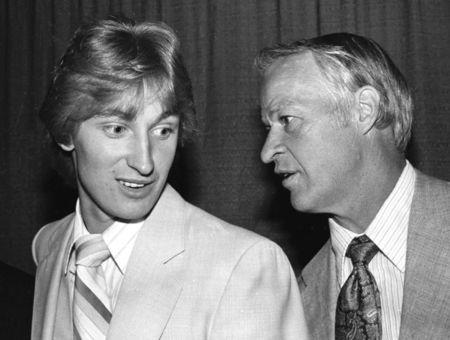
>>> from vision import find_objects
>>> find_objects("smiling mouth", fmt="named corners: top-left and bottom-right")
top-left (119, 180), bottom-right (147, 189)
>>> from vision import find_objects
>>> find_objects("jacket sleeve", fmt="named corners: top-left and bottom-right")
top-left (208, 240), bottom-right (310, 339)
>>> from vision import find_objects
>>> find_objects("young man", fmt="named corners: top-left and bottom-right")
top-left (32, 18), bottom-right (309, 339)
top-left (256, 33), bottom-right (449, 339)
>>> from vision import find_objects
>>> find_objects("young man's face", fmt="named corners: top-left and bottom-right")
top-left (60, 98), bottom-right (179, 233)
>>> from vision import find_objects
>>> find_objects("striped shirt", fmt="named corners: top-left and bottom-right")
top-left (65, 200), bottom-right (144, 310)
top-left (330, 161), bottom-right (416, 340)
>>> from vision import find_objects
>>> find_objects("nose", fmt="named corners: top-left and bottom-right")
top-left (260, 130), bottom-right (285, 164)
top-left (127, 134), bottom-right (154, 176)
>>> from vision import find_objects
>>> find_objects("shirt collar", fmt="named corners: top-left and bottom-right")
top-left (330, 161), bottom-right (416, 273)
top-left (64, 200), bottom-right (144, 275)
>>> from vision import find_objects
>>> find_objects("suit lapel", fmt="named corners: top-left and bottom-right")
top-left (399, 172), bottom-right (450, 339)
top-left (32, 215), bottom-right (74, 340)
top-left (108, 185), bottom-right (187, 340)
top-left (300, 240), bottom-right (338, 340)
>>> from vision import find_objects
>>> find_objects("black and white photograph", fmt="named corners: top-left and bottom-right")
top-left (1, 1), bottom-right (449, 339)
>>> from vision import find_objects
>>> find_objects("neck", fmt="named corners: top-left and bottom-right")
top-left (79, 202), bottom-right (114, 234)
top-left (333, 153), bottom-right (406, 234)
top-left (83, 218), bottom-right (113, 234)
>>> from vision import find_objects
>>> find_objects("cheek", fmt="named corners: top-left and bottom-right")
top-left (290, 127), bottom-right (358, 172)
top-left (287, 131), bottom-right (330, 165)
top-left (75, 143), bottom-right (116, 180)
top-left (156, 142), bottom-right (178, 167)
top-left (321, 136), bottom-right (362, 183)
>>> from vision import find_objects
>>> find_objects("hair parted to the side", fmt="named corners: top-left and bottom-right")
top-left (40, 16), bottom-right (196, 147)
top-left (255, 32), bottom-right (413, 152)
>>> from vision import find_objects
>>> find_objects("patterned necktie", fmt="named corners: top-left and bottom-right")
top-left (335, 235), bottom-right (382, 340)
top-left (73, 234), bottom-right (112, 340)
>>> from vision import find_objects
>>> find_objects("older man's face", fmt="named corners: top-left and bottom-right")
top-left (260, 52), bottom-right (365, 217)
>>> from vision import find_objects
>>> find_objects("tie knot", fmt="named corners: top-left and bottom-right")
top-left (74, 234), bottom-right (110, 267)
top-left (346, 235), bottom-right (379, 266)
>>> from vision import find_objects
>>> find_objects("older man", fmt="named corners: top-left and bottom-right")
top-left (256, 33), bottom-right (449, 339)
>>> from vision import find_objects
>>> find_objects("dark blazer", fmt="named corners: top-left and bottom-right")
top-left (299, 170), bottom-right (450, 340)
top-left (0, 261), bottom-right (34, 340)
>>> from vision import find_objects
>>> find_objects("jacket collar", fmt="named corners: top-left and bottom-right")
top-left (34, 184), bottom-right (189, 340)
top-left (299, 239), bottom-right (337, 340)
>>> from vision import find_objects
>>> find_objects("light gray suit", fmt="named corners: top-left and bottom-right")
top-left (299, 171), bottom-right (450, 339)
top-left (32, 185), bottom-right (309, 339)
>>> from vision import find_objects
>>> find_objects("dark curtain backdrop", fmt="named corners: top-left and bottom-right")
top-left (1, 0), bottom-right (449, 275)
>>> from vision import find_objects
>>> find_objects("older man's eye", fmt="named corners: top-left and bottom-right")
top-left (279, 116), bottom-right (293, 125)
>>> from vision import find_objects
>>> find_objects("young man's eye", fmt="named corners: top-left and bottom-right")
top-left (153, 126), bottom-right (175, 139)
top-left (103, 124), bottom-right (127, 137)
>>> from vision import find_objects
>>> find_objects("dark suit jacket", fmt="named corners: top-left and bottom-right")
top-left (0, 261), bottom-right (34, 340)
top-left (299, 170), bottom-right (450, 339)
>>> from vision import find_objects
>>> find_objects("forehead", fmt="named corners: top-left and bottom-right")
top-left (261, 52), bottom-right (328, 110)
top-left (104, 82), bottom-right (171, 120)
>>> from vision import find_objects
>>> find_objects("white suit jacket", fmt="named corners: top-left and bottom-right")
top-left (32, 185), bottom-right (310, 339)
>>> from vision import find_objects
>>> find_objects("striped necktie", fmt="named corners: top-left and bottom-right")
top-left (335, 235), bottom-right (382, 340)
top-left (73, 234), bottom-right (112, 340)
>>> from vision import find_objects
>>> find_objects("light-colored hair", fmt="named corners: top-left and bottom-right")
top-left (256, 33), bottom-right (413, 152)
top-left (39, 17), bottom-right (197, 184)
top-left (40, 17), bottom-right (196, 146)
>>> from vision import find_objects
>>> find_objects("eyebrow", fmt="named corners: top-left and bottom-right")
top-left (146, 110), bottom-right (180, 132)
top-left (260, 103), bottom-right (281, 121)
top-left (153, 110), bottom-right (178, 121)
top-left (262, 98), bottom-right (305, 116)
top-left (95, 108), bottom-right (137, 121)
top-left (97, 108), bottom-right (178, 123)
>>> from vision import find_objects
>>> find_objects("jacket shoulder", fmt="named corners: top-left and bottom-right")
top-left (413, 171), bottom-right (450, 224)
top-left (415, 170), bottom-right (450, 199)
top-left (32, 213), bottom-right (74, 264)
top-left (418, 169), bottom-right (449, 185)
top-left (185, 202), bottom-right (279, 252)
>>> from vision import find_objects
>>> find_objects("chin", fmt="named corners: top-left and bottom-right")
top-left (112, 205), bottom-right (153, 223)
top-left (290, 197), bottom-right (306, 212)
top-left (290, 193), bottom-right (315, 213)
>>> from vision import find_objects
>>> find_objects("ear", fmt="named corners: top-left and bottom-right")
top-left (354, 85), bottom-right (380, 134)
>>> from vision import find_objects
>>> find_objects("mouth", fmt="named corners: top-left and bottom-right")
top-left (276, 171), bottom-right (298, 188)
top-left (118, 180), bottom-right (150, 189)
top-left (279, 172), bottom-right (294, 179)
top-left (276, 171), bottom-right (296, 180)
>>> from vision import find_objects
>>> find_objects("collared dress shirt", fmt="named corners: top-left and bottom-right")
top-left (330, 161), bottom-right (416, 340)
top-left (65, 200), bottom-right (144, 310)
